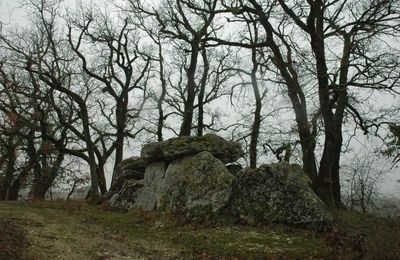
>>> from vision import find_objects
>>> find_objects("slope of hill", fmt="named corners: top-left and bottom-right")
top-left (0, 200), bottom-right (399, 259)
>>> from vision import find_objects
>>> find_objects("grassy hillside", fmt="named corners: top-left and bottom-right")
top-left (0, 200), bottom-right (399, 259)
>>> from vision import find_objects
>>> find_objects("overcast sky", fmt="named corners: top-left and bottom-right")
top-left (1, 0), bottom-right (27, 26)
top-left (1, 0), bottom-right (399, 199)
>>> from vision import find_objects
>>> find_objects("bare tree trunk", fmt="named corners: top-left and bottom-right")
top-left (112, 102), bottom-right (127, 189)
top-left (331, 34), bottom-right (351, 207)
top-left (97, 164), bottom-right (107, 195)
top-left (308, 1), bottom-right (337, 207)
top-left (249, 46), bottom-right (261, 169)
top-left (32, 152), bottom-right (64, 200)
top-left (157, 43), bottom-right (167, 141)
top-left (179, 47), bottom-right (199, 137)
top-left (0, 139), bottom-right (16, 200)
top-left (332, 140), bottom-right (342, 206)
top-left (8, 178), bottom-right (22, 201)
top-left (67, 180), bottom-right (77, 201)
top-left (197, 48), bottom-right (209, 137)
top-left (81, 107), bottom-right (100, 199)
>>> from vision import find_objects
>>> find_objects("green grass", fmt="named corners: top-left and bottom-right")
top-left (75, 204), bottom-right (328, 258)
top-left (331, 209), bottom-right (400, 259)
top-left (2, 200), bottom-right (399, 259)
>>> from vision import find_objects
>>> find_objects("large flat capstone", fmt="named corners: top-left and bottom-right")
top-left (140, 133), bottom-right (244, 164)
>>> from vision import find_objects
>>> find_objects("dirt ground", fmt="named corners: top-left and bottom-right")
top-left (0, 202), bottom-right (184, 260)
top-left (1, 201), bottom-right (399, 259)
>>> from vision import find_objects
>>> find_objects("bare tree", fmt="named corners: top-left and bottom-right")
top-left (274, 0), bottom-right (400, 205)
top-left (213, 1), bottom-right (319, 183)
top-left (130, 0), bottom-right (221, 136)
top-left (0, 52), bottom-right (67, 199)
top-left (0, 0), bottom-right (110, 198)
top-left (217, 0), bottom-right (400, 206)
top-left (67, 5), bottom-right (151, 187)
top-left (342, 151), bottom-right (385, 214)
top-left (383, 123), bottom-right (400, 168)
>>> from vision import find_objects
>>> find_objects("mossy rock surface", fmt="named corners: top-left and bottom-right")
top-left (109, 179), bottom-right (144, 211)
top-left (108, 156), bottom-right (149, 195)
top-left (134, 151), bottom-right (236, 221)
top-left (231, 163), bottom-right (332, 229)
top-left (163, 151), bottom-right (236, 219)
top-left (141, 133), bottom-right (244, 163)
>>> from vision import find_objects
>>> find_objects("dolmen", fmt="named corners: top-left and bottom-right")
top-left (108, 134), bottom-right (331, 229)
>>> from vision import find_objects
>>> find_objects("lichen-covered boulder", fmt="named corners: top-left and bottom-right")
top-left (109, 179), bottom-right (144, 211)
top-left (231, 163), bottom-right (331, 229)
top-left (108, 156), bottom-right (149, 195)
top-left (134, 151), bottom-right (236, 220)
top-left (140, 133), bottom-right (244, 164)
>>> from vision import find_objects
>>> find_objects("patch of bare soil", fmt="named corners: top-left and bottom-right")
top-left (0, 202), bottom-right (183, 259)
top-left (0, 218), bottom-right (32, 260)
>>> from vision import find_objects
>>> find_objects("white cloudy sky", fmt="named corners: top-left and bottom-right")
top-left (1, 0), bottom-right (399, 198)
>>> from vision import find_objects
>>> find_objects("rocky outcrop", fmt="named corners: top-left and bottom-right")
top-left (108, 156), bottom-right (149, 195)
top-left (109, 179), bottom-right (144, 211)
top-left (108, 135), bottom-right (331, 229)
top-left (135, 152), bottom-right (235, 220)
top-left (141, 133), bottom-right (244, 164)
top-left (108, 134), bottom-right (241, 218)
top-left (231, 163), bottom-right (331, 229)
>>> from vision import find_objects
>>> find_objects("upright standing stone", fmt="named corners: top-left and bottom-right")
top-left (134, 161), bottom-right (167, 211)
